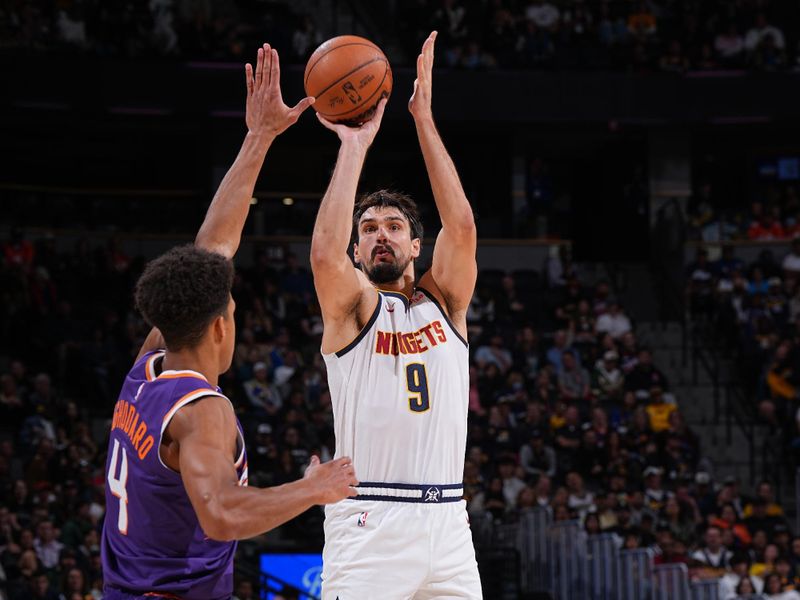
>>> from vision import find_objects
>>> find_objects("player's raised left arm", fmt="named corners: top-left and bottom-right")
top-left (411, 32), bottom-right (477, 316)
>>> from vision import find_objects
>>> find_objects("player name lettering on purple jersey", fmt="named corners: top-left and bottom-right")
top-left (101, 350), bottom-right (247, 600)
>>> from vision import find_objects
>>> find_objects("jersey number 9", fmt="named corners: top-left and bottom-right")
top-left (406, 363), bottom-right (430, 412)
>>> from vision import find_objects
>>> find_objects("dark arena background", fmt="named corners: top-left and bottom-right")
top-left (2, 1), bottom-right (800, 599)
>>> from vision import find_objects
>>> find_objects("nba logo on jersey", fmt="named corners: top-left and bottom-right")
top-left (357, 512), bottom-right (368, 527)
top-left (424, 486), bottom-right (441, 503)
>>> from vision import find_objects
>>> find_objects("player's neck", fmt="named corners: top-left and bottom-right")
top-left (161, 347), bottom-right (219, 387)
top-left (372, 271), bottom-right (415, 298)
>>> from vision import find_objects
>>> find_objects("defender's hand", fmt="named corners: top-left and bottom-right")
top-left (409, 31), bottom-right (436, 122)
top-left (245, 43), bottom-right (314, 137)
top-left (304, 455), bottom-right (359, 504)
top-left (316, 98), bottom-right (387, 152)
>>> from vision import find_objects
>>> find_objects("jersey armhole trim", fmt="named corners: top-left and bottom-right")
top-left (333, 294), bottom-right (382, 358)
top-left (416, 287), bottom-right (468, 348)
top-left (157, 389), bottom-right (230, 474)
top-left (144, 351), bottom-right (166, 382)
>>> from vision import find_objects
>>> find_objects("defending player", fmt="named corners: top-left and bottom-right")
top-left (101, 44), bottom-right (358, 600)
top-left (311, 32), bottom-right (482, 598)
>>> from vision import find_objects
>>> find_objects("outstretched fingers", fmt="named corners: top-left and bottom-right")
top-left (254, 47), bottom-right (264, 88)
top-left (422, 31), bottom-right (437, 76)
top-left (245, 63), bottom-right (254, 96)
top-left (269, 48), bottom-right (281, 92)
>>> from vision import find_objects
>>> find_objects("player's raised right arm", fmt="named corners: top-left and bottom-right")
top-left (310, 99), bottom-right (387, 323)
top-left (135, 44), bottom-right (312, 363)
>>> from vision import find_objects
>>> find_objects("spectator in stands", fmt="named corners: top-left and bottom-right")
top-left (592, 350), bottom-right (624, 404)
top-left (475, 334), bottom-right (514, 374)
top-left (546, 329), bottom-right (577, 372)
top-left (745, 498), bottom-right (783, 538)
top-left (720, 554), bottom-right (763, 598)
top-left (516, 19), bottom-right (556, 68)
top-left (745, 14), bottom-right (786, 57)
top-left (627, 349), bottom-right (669, 396)
top-left (782, 238), bottom-right (800, 279)
top-left (595, 299), bottom-right (632, 340)
top-left (764, 571), bottom-right (800, 599)
top-left (736, 576), bottom-right (759, 596)
top-left (519, 429), bottom-right (556, 479)
top-left (243, 361), bottom-right (281, 419)
top-left (557, 350), bottom-right (590, 402)
top-left (660, 496), bottom-right (695, 543)
top-left (774, 555), bottom-right (798, 593)
top-left (525, 0), bottom-right (561, 33)
top-left (627, 1), bottom-right (656, 41)
top-left (692, 525), bottom-right (733, 574)
top-left (33, 521), bottom-right (62, 570)
top-left (659, 40), bottom-right (689, 73)
top-left (744, 481), bottom-right (785, 518)
top-left (687, 248), bottom-right (715, 316)
top-left (554, 404), bottom-right (582, 472)
top-left (643, 466), bottom-right (670, 511)
top-left (565, 471), bottom-right (594, 520)
top-left (715, 22), bottom-right (745, 67)
top-left (497, 457), bottom-right (526, 510)
top-left (748, 205), bottom-right (786, 240)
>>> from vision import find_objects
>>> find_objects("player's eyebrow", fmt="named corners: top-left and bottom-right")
top-left (360, 215), bottom-right (405, 226)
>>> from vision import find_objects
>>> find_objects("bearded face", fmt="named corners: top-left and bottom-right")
top-left (363, 242), bottom-right (413, 283)
top-left (354, 207), bottom-right (420, 284)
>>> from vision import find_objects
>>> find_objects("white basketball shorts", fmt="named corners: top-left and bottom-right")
top-left (321, 499), bottom-right (482, 600)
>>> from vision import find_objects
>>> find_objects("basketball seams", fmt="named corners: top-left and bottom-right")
top-left (311, 57), bottom-right (388, 108)
top-left (304, 41), bottom-right (382, 87)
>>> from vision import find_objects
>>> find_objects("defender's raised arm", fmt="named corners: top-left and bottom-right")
top-left (137, 44), bottom-right (313, 362)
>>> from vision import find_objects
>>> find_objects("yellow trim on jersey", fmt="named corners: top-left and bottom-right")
top-left (376, 287), bottom-right (413, 300)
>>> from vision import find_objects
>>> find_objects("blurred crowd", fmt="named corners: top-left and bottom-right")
top-left (0, 0), bottom-right (323, 62)
top-left (0, 228), bottom-right (797, 599)
top-left (3, 0), bottom-right (800, 72)
top-left (687, 238), bottom-right (800, 472)
top-left (689, 183), bottom-right (800, 243)
top-left (399, 0), bottom-right (800, 72)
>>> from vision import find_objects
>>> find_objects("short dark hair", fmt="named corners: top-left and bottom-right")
top-left (352, 189), bottom-right (423, 242)
top-left (135, 245), bottom-right (234, 351)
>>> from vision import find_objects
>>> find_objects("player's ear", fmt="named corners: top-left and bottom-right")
top-left (212, 315), bottom-right (227, 344)
top-left (352, 242), bottom-right (361, 265)
top-left (410, 237), bottom-right (421, 259)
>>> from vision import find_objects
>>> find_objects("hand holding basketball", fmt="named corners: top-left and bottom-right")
top-left (316, 98), bottom-right (387, 150)
top-left (409, 31), bottom-right (437, 122)
top-left (245, 43), bottom-right (314, 138)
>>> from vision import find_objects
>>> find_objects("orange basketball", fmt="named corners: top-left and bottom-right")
top-left (304, 35), bottom-right (392, 127)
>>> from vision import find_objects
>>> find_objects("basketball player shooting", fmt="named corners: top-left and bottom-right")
top-left (311, 32), bottom-right (482, 599)
top-left (101, 44), bottom-right (358, 600)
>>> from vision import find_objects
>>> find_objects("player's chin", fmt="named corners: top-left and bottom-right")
top-left (367, 262), bottom-right (403, 284)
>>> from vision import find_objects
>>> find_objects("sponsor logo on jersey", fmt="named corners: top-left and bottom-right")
top-left (374, 321), bottom-right (447, 356)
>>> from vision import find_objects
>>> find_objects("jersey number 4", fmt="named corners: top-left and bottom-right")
top-left (406, 363), bottom-right (430, 412)
top-left (107, 438), bottom-right (129, 534)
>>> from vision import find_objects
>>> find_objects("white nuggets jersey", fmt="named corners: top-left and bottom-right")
top-left (323, 288), bottom-right (469, 485)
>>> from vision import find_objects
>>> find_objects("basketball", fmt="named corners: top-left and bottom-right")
top-left (304, 35), bottom-right (392, 127)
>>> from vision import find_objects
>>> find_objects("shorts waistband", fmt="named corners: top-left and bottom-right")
top-left (353, 481), bottom-right (463, 503)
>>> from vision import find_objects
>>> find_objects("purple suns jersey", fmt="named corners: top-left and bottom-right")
top-left (101, 350), bottom-right (248, 600)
